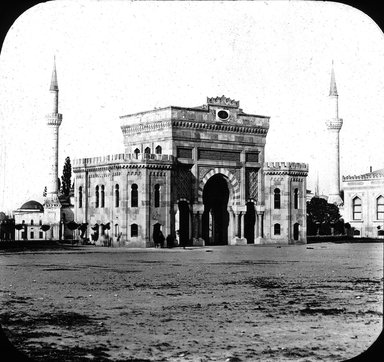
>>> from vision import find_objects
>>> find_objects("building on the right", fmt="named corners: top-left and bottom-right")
top-left (342, 168), bottom-right (384, 238)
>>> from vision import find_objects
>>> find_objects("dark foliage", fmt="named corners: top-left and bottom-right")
top-left (60, 156), bottom-right (72, 197)
top-left (307, 197), bottom-right (342, 235)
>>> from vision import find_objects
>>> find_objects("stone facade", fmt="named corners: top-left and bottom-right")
top-left (263, 162), bottom-right (308, 243)
top-left (342, 169), bottom-right (384, 238)
top-left (73, 96), bottom-right (308, 247)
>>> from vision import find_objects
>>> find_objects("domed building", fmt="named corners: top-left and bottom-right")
top-left (13, 200), bottom-right (45, 240)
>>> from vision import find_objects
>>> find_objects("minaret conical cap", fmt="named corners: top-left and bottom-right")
top-left (329, 61), bottom-right (338, 96)
top-left (50, 56), bottom-right (58, 91)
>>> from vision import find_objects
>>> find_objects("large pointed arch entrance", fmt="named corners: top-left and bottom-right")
top-left (202, 174), bottom-right (230, 245)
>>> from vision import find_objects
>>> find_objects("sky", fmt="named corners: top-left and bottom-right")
top-left (0, 0), bottom-right (384, 213)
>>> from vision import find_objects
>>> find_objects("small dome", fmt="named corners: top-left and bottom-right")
top-left (20, 200), bottom-right (44, 212)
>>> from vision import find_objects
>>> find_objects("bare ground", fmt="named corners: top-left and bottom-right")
top-left (0, 242), bottom-right (382, 361)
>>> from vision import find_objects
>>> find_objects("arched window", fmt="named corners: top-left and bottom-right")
top-left (377, 196), bottom-right (384, 220)
top-left (352, 197), bottom-right (362, 220)
top-left (115, 184), bottom-right (119, 208)
top-left (131, 223), bottom-right (138, 237)
top-left (274, 188), bottom-right (281, 209)
top-left (31, 220), bottom-right (34, 226)
top-left (95, 186), bottom-right (99, 208)
top-left (154, 184), bottom-right (160, 208)
top-left (79, 186), bottom-right (83, 208)
top-left (101, 185), bottom-right (105, 208)
top-left (39, 220), bottom-right (42, 226)
top-left (115, 223), bottom-right (119, 237)
top-left (134, 148), bottom-right (140, 159)
top-left (274, 223), bottom-right (280, 235)
top-left (155, 145), bottom-right (162, 154)
top-left (294, 188), bottom-right (299, 209)
top-left (144, 147), bottom-right (151, 154)
top-left (131, 184), bottom-right (138, 207)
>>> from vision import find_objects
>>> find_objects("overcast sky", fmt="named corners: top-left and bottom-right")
top-left (1, 0), bottom-right (384, 212)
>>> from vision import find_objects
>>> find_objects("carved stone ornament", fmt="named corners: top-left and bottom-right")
top-left (207, 95), bottom-right (240, 108)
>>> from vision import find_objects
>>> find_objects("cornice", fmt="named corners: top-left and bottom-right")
top-left (264, 171), bottom-right (308, 177)
top-left (121, 118), bottom-right (269, 136)
top-left (74, 162), bottom-right (174, 174)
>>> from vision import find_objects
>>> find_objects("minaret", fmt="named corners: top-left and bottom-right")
top-left (45, 57), bottom-right (62, 205)
top-left (44, 58), bottom-right (63, 240)
top-left (325, 62), bottom-right (343, 205)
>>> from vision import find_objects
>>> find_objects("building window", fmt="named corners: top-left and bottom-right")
top-left (274, 223), bottom-right (281, 235)
top-left (144, 147), bottom-right (151, 154)
top-left (39, 231), bottom-right (43, 239)
top-left (377, 196), bottom-right (384, 220)
top-left (79, 186), bottom-right (83, 208)
top-left (30, 231), bottom-right (34, 239)
top-left (115, 184), bottom-right (119, 208)
top-left (39, 220), bottom-right (42, 226)
top-left (115, 223), bottom-right (119, 237)
top-left (31, 220), bottom-right (34, 226)
top-left (352, 197), bottom-right (362, 220)
top-left (294, 188), bottom-right (299, 209)
top-left (131, 223), bottom-right (138, 237)
top-left (101, 185), bottom-right (105, 208)
top-left (274, 188), bottom-right (281, 209)
top-left (154, 184), bottom-right (160, 208)
top-left (155, 145), bottom-right (162, 154)
top-left (134, 148), bottom-right (140, 159)
top-left (95, 186), bottom-right (99, 208)
top-left (131, 184), bottom-right (138, 207)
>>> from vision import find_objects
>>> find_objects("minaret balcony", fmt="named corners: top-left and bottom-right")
top-left (325, 118), bottom-right (343, 130)
top-left (46, 113), bottom-right (63, 126)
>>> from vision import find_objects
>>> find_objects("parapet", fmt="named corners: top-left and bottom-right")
top-left (343, 171), bottom-right (384, 182)
top-left (119, 97), bottom-right (270, 133)
top-left (263, 162), bottom-right (309, 176)
top-left (73, 153), bottom-right (175, 169)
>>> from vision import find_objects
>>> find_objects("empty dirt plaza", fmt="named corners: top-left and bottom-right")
top-left (0, 242), bottom-right (382, 361)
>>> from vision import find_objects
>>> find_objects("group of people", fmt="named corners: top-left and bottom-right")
top-left (153, 230), bottom-right (175, 248)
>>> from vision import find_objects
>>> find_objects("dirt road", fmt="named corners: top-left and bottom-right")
top-left (0, 242), bottom-right (382, 361)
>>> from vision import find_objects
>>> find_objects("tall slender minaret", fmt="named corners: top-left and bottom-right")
top-left (325, 62), bottom-right (343, 205)
top-left (45, 57), bottom-right (62, 205)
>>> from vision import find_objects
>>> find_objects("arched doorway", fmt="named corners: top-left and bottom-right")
top-left (178, 201), bottom-right (190, 247)
top-left (202, 174), bottom-right (230, 245)
top-left (293, 223), bottom-right (300, 241)
top-left (244, 202), bottom-right (256, 244)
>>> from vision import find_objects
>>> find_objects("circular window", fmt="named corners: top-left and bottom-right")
top-left (217, 110), bottom-right (229, 120)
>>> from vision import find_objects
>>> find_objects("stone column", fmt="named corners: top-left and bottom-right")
top-left (240, 212), bottom-right (244, 239)
top-left (255, 205), bottom-right (265, 244)
top-left (192, 204), bottom-right (204, 246)
top-left (99, 224), bottom-right (104, 246)
top-left (234, 213), bottom-right (239, 237)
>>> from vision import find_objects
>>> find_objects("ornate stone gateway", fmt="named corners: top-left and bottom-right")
top-left (73, 96), bottom-right (308, 247)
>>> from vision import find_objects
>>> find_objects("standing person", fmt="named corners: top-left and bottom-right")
top-left (153, 229), bottom-right (160, 248)
top-left (158, 231), bottom-right (165, 248)
top-left (166, 234), bottom-right (174, 248)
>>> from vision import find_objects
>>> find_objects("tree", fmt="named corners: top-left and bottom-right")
top-left (61, 156), bottom-right (72, 196)
top-left (307, 197), bottom-right (342, 235)
top-left (43, 186), bottom-right (47, 197)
